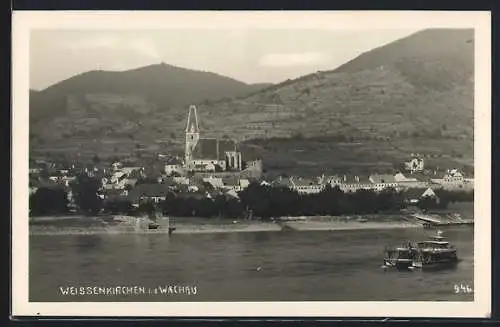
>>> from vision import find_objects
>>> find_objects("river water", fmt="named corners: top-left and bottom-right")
top-left (29, 226), bottom-right (473, 302)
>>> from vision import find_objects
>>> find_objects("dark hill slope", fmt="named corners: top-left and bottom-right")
top-left (29, 63), bottom-right (271, 125)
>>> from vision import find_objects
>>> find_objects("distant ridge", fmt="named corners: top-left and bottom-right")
top-left (30, 62), bottom-right (272, 122)
top-left (30, 29), bottom-right (474, 176)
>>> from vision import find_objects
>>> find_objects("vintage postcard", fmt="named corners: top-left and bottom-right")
top-left (11, 11), bottom-right (491, 318)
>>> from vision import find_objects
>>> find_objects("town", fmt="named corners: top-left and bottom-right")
top-left (29, 105), bottom-right (474, 219)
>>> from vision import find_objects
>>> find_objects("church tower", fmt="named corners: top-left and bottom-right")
top-left (185, 105), bottom-right (200, 166)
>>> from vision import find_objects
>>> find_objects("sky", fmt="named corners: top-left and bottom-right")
top-left (30, 29), bottom-right (421, 90)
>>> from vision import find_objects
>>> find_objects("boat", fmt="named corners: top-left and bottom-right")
top-left (382, 230), bottom-right (458, 271)
top-left (148, 222), bottom-right (160, 229)
top-left (383, 246), bottom-right (415, 270)
top-left (410, 230), bottom-right (459, 269)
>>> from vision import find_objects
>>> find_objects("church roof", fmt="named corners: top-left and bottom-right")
top-left (192, 138), bottom-right (218, 160)
top-left (185, 105), bottom-right (199, 133)
top-left (192, 138), bottom-right (237, 160)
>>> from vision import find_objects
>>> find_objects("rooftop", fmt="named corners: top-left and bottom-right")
top-left (403, 187), bottom-right (434, 199)
top-left (127, 183), bottom-right (174, 202)
top-left (369, 174), bottom-right (397, 184)
top-left (192, 138), bottom-right (237, 160)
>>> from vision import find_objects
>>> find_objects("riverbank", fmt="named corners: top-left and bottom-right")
top-left (29, 211), bottom-right (474, 235)
top-left (29, 201), bottom-right (473, 235)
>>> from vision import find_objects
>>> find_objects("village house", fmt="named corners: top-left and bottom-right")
top-left (329, 175), bottom-right (372, 193)
top-left (403, 187), bottom-right (439, 205)
top-left (393, 172), bottom-right (429, 190)
top-left (127, 183), bottom-right (175, 205)
top-left (202, 177), bottom-right (225, 189)
top-left (430, 169), bottom-right (474, 190)
top-left (173, 176), bottom-right (190, 185)
top-left (47, 174), bottom-right (77, 188)
top-left (111, 161), bottom-right (123, 171)
top-left (290, 177), bottom-right (324, 194)
top-left (273, 174), bottom-right (392, 194)
top-left (164, 157), bottom-right (184, 176)
top-left (404, 156), bottom-right (425, 173)
top-left (102, 165), bottom-right (143, 190)
top-left (368, 174), bottom-right (399, 191)
top-left (83, 166), bottom-right (99, 177)
top-left (323, 175), bottom-right (343, 185)
top-left (121, 166), bottom-right (143, 176)
top-left (393, 172), bottom-right (418, 183)
top-left (224, 189), bottom-right (240, 200)
top-left (110, 171), bottom-right (126, 184)
top-left (271, 176), bottom-right (325, 194)
top-left (272, 176), bottom-right (294, 189)
top-left (339, 182), bottom-right (374, 193)
top-left (103, 186), bottom-right (130, 198)
top-left (369, 174), bottom-right (396, 184)
top-left (221, 176), bottom-right (250, 192)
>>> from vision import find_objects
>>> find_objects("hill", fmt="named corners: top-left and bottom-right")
top-left (30, 29), bottom-right (474, 176)
top-left (204, 28), bottom-right (475, 175)
top-left (29, 63), bottom-right (271, 139)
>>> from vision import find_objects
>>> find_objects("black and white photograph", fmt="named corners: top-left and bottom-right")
top-left (11, 11), bottom-right (491, 317)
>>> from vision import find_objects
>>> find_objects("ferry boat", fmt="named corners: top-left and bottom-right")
top-left (411, 230), bottom-right (458, 269)
top-left (382, 231), bottom-right (458, 271)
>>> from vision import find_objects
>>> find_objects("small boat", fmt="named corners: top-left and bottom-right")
top-left (382, 246), bottom-right (414, 271)
top-left (148, 222), bottom-right (160, 230)
top-left (383, 230), bottom-right (458, 271)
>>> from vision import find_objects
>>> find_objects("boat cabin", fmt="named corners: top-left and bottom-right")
top-left (386, 247), bottom-right (413, 259)
top-left (430, 235), bottom-right (446, 241)
top-left (417, 240), bottom-right (451, 249)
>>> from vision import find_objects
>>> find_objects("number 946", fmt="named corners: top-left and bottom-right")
top-left (454, 284), bottom-right (473, 294)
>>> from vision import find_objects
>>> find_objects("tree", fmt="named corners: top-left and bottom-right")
top-left (417, 196), bottom-right (443, 210)
top-left (136, 177), bottom-right (160, 185)
top-left (109, 155), bottom-right (120, 164)
top-left (238, 182), bottom-right (274, 219)
top-left (103, 198), bottom-right (134, 215)
top-left (29, 187), bottom-right (69, 216)
top-left (92, 154), bottom-right (101, 164)
top-left (291, 131), bottom-right (305, 141)
top-left (71, 175), bottom-right (103, 215)
top-left (137, 200), bottom-right (157, 218)
top-left (377, 188), bottom-right (404, 212)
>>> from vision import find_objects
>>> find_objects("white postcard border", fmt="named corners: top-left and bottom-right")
top-left (11, 10), bottom-right (491, 318)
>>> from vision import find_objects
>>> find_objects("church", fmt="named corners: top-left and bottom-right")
top-left (184, 105), bottom-right (243, 172)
